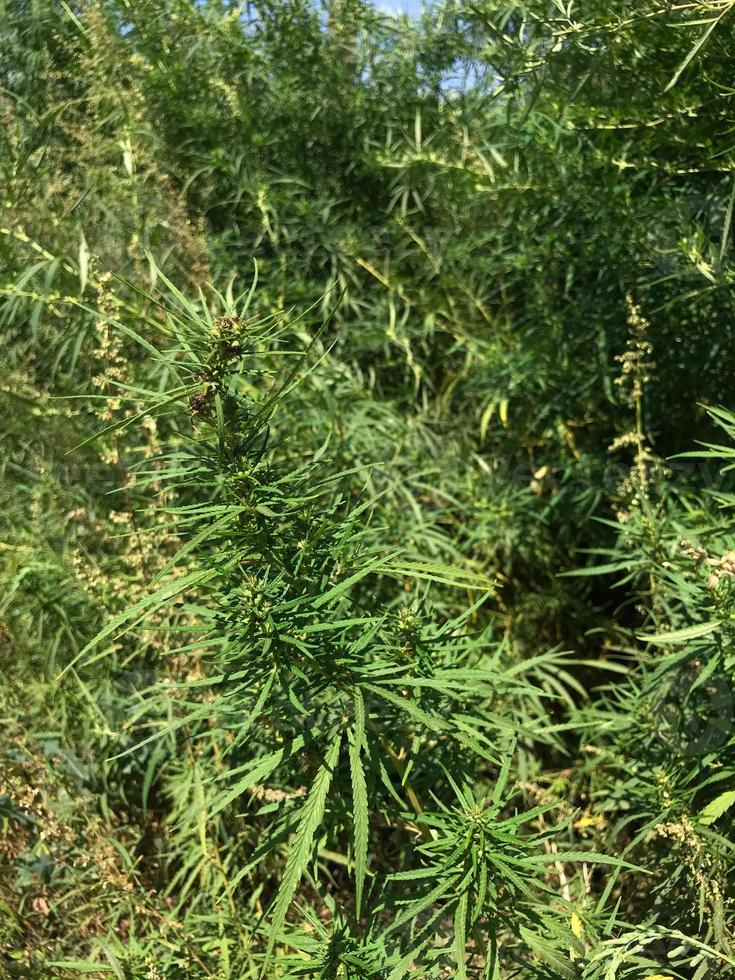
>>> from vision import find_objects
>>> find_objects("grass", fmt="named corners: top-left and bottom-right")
top-left (2, 1), bottom-right (735, 976)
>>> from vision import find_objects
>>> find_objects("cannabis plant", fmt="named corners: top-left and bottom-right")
top-left (56, 271), bottom-right (630, 976)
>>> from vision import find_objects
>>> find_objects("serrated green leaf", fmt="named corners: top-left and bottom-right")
top-left (699, 790), bottom-right (735, 826)
top-left (638, 620), bottom-right (722, 646)
top-left (349, 690), bottom-right (369, 918)
top-left (263, 732), bottom-right (342, 972)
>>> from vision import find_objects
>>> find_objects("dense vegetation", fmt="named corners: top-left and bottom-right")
top-left (2, 0), bottom-right (735, 976)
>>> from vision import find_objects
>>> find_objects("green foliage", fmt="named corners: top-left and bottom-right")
top-left (2, 0), bottom-right (735, 977)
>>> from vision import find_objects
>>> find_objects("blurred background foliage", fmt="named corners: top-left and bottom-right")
top-left (2, 0), bottom-right (735, 976)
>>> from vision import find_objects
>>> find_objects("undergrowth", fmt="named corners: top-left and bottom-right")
top-left (3, 1), bottom-right (735, 977)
